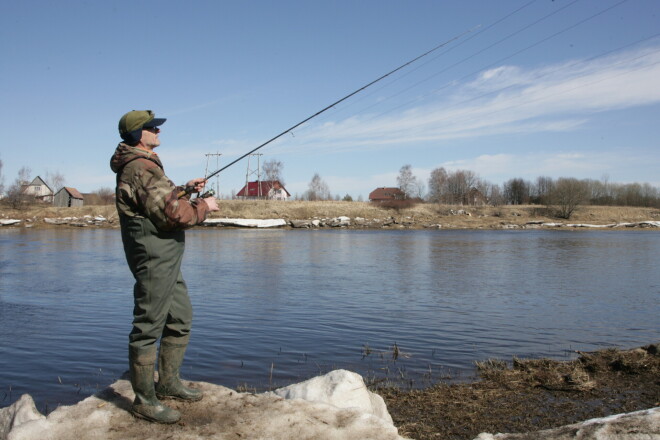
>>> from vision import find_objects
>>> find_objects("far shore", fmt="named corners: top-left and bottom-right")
top-left (1, 201), bottom-right (659, 230)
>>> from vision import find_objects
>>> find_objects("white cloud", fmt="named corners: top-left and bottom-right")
top-left (432, 150), bottom-right (659, 185)
top-left (275, 44), bottom-right (660, 154)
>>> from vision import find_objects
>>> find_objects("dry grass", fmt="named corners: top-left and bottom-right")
top-left (378, 344), bottom-right (660, 440)
top-left (1, 201), bottom-right (658, 230)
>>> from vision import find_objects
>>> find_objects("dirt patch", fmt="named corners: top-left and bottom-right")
top-left (375, 345), bottom-right (660, 440)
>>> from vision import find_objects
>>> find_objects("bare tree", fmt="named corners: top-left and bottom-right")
top-left (44, 170), bottom-right (66, 193)
top-left (549, 177), bottom-right (590, 219)
top-left (5, 167), bottom-right (33, 209)
top-left (262, 159), bottom-right (284, 185)
top-left (503, 178), bottom-right (530, 205)
top-left (427, 167), bottom-right (448, 203)
top-left (488, 183), bottom-right (505, 206)
top-left (397, 164), bottom-right (423, 199)
top-left (0, 158), bottom-right (4, 196)
top-left (533, 176), bottom-right (555, 205)
top-left (86, 187), bottom-right (115, 205)
top-left (445, 169), bottom-right (479, 205)
top-left (304, 173), bottom-right (331, 201)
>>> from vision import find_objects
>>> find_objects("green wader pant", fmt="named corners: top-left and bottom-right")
top-left (120, 215), bottom-right (193, 352)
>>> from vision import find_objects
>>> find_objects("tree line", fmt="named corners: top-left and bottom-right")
top-left (420, 166), bottom-right (660, 218)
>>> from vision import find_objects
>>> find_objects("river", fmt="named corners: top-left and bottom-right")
top-left (0, 227), bottom-right (658, 413)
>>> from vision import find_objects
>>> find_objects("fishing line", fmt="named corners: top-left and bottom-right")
top-left (178, 25), bottom-right (479, 198)
top-left (321, 0), bottom-right (540, 121)
top-left (360, 0), bottom-right (631, 124)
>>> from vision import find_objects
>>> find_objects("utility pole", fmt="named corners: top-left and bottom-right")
top-left (204, 153), bottom-right (222, 197)
top-left (244, 153), bottom-right (263, 199)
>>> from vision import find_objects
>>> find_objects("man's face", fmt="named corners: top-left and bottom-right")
top-left (140, 127), bottom-right (161, 150)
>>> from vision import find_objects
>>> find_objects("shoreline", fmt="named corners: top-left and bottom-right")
top-left (1, 202), bottom-right (659, 231)
top-left (376, 344), bottom-right (659, 440)
top-left (2, 345), bottom-right (657, 440)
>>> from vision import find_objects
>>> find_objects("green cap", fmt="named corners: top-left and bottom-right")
top-left (118, 110), bottom-right (166, 143)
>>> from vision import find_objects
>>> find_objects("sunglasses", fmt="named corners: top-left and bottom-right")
top-left (143, 126), bottom-right (160, 133)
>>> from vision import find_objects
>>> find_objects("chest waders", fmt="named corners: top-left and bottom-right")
top-left (120, 215), bottom-right (203, 423)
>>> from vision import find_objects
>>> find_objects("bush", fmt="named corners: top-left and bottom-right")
top-left (376, 198), bottom-right (420, 211)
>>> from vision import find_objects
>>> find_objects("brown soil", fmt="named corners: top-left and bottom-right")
top-left (375, 345), bottom-right (660, 440)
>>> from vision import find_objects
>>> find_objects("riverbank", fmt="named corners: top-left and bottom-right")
top-left (376, 344), bottom-right (659, 439)
top-left (1, 202), bottom-right (659, 230)
top-left (2, 346), bottom-right (657, 439)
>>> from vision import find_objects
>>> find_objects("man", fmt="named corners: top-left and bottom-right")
top-left (110, 110), bottom-right (219, 423)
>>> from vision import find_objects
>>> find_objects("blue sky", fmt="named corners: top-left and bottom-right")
top-left (1, 0), bottom-right (659, 200)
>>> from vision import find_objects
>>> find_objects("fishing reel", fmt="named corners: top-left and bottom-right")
top-left (199, 189), bottom-right (215, 199)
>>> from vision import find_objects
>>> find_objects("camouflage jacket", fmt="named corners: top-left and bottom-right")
top-left (110, 143), bottom-right (209, 231)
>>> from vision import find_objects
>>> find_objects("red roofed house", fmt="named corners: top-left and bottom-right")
top-left (369, 187), bottom-right (405, 202)
top-left (236, 180), bottom-right (290, 200)
top-left (54, 187), bottom-right (84, 207)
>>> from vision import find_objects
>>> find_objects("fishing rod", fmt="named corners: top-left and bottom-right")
top-left (179, 26), bottom-right (479, 199)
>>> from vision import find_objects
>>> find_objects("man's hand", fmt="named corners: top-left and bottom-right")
top-left (186, 178), bottom-right (207, 193)
top-left (204, 196), bottom-right (219, 212)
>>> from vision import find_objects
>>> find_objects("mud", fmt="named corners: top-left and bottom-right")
top-left (376, 345), bottom-right (660, 440)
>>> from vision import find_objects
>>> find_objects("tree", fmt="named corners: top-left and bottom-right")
top-left (304, 173), bottom-right (331, 201)
top-left (549, 177), bottom-right (589, 219)
top-left (532, 176), bottom-right (555, 205)
top-left (5, 167), bottom-right (32, 209)
top-left (445, 169), bottom-right (479, 205)
top-left (262, 159), bottom-right (284, 185)
top-left (397, 164), bottom-right (423, 199)
top-left (427, 167), bottom-right (448, 203)
top-left (488, 183), bottom-right (505, 206)
top-left (86, 187), bottom-right (115, 205)
top-left (0, 158), bottom-right (4, 196)
top-left (503, 178), bottom-right (530, 205)
top-left (342, 194), bottom-right (353, 202)
top-left (44, 170), bottom-right (66, 193)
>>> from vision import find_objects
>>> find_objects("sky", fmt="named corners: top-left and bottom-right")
top-left (1, 0), bottom-right (659, 200)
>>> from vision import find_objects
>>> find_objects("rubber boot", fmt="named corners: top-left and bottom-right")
top-left (155, 341), bottom-right (203, 401)
top-left (129, 346), bottom-right (181, 423)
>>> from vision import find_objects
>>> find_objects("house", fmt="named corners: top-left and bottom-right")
top-left (368, 187), bottom-right (405, 202)
top-left (236, 180), bottom-right (290, 200)
top-left (54, 187), bottom-right (84, 207)
top-left (21, 176), bottom-right (54, 202)
top-left (468, 187), bottom-right (488, 206)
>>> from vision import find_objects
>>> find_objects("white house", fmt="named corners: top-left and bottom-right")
top-left (21, 176), bottom-right (54, 203)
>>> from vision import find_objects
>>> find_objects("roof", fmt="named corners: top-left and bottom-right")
top-left (236, 180), bottom-right (290, 197)
top-left (368, 187), bottom-right (405, 200)
top-left (56, 187), bottom-right (84, 199)
top-left (22, 176), bottom-right (53, 194)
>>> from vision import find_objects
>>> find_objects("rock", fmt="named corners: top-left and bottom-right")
top-left (311, 219), bottom-right (321, 227)
top-left (0, 394), bottom-right (45, 439)
top-left (1, 371), bottom-right (407, 440)
top-left (43, 218), bottom-right (68, 225)
top-left (329, 216), bottom-right (351, 227)
top-left (473, 407), bottom-right (660, 439)
top-left (290, 219), bottom-right (311, 228)
top-left (0, 219), bottom-right (21, 226)
top-left (271, 369), bottom-right (393, 425)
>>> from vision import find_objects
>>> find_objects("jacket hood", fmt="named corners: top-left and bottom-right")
top-left (110, 143), bottom-right (163, 174)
